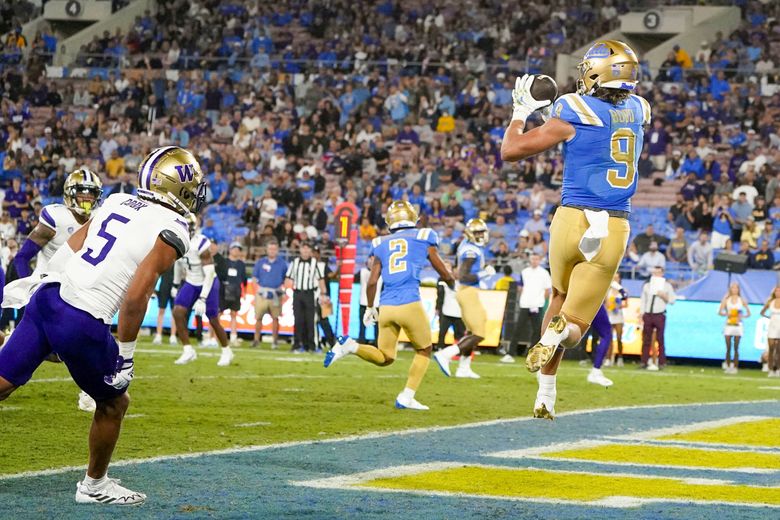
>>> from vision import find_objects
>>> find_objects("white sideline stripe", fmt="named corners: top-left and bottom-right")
top-left (0, 406), bottom-right (21, 411)
top-left (0, 399), bottom-right (776, 481)
top-left (290, 462), bottom-right (780, 509)
top-left (125, 414), bottom-right (146, 419)
top-left (759, 386), bottom-right (780, 390)
top-left (234, 421), bottom-right (272, 428)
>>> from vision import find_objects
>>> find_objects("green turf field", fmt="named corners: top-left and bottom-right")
top-left (0, 338), bottom-right (777, 477)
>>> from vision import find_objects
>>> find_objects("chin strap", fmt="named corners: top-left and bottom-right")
top-left (198, 263), bottom-right (216, 300)
top-left (14, 239), bottom-right (42, 278)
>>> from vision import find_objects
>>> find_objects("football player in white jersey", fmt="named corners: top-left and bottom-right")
top-left (0, 145), bottom-right (204, 505)
top-left (172, 221), bottom-right (233, 366)
top-left (11, 168), bottom-right (104, 413)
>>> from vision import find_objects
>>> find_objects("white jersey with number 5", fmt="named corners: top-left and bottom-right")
top-left (34, 203), bottom-right (80, 276)
top-left (183, 232), bottom-right (211, 286)
top-left (56, 193), bottom-right (191, 323)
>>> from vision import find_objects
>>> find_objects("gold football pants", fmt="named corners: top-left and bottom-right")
top-left (377, 301), bottom-right (432, 360)
top-left (456, 285), bottom-right (487, 338)
top-left (548, 206), bottom-right (630, 326)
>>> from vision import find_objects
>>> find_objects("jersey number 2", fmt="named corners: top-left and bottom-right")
top-left (606, 128), bottom-right (636, 189)
top-left (81, 213), bottom-right (130, 266)
top-left (388, 239), bottom-right (408, 274)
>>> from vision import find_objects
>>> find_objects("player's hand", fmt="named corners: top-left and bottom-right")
top-left (478, 265), bottom-right (496, 279)
top-left (104, 357), bottom-right (134, 390)
top-left (512, 74), bottom-right (553, 122)
top-left (171, 285), bottom-right (178, 298)
top-left (193, 298), bottom-right (207, 316)
top-left (363, 307), bottom-right (378, 327)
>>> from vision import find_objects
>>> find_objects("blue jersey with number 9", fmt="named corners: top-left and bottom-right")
top-left (369, 227), bottom-right (439, 306)
top-left (552, 92), bottom-right (650, 212)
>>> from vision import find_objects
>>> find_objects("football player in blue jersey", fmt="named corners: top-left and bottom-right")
top-left (434, 218), bottom-right (494, 379)
top-left (500, 40), bottom-right (649, 419)
top-left (324, 200), bottom-right (454, 410)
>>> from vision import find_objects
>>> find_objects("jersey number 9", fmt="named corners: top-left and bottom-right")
top-left (606, 128), bottom-right (636, 189)
top-left (388, 239), bottom-right (408, 274)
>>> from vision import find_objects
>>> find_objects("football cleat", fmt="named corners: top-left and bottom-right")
top-left (75, 478), bottom-right (146, 506)
top-left (616, 357), bottom-right (624, 367)
top-left (455, 366), bottom-right (481, 379)
top-left (587, 368), bottom-right (613, 387)
top-left (646, 362), bottom-right (659, 372)
top-left (152, 334), bottom-right (162, 345)
top-left (762, 363), bottom-right (769, 372)
top-left (174, 345), bottom-right (197, 365)
top-left (433, 351), bottom-right (453, 377)
top-left (78, 391), bottom-right (96, 413)
top-left (533, 402), bottom-right (555, 420)
top-left (323, 336), bottom-right (355, 368)
top-left (499, 354), bottom-right (515, 364)
top-left (526, 315), bottom-right (567, 373)
top-left (395, 394), bottom-right (429, 410)
top-left (168, 334), bottom-right (177, 345)
top-left (217, 347), bottom-right (234, 367)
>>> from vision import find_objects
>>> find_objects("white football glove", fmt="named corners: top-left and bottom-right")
top-left (478, 265), bottom-right (496, 279)
top-left (104, 357), bottom-right (134, 390)
top-left (193, 297), bottom-right (207, 317)
top-left (363, 307), bottom-right (379, 327)
top-left (511, 74), bottom-right (553, 123)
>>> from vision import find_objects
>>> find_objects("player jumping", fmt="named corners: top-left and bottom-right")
top-left (434, 218), bottom-right (493, 379)
top-left (0, 145), bottom-right (204, 504)
top-left (172, 220), bottom-right (234, 366)
top-left (323, 200), bottom-right (455, 410)
top-left (500, 40), bottom-right (649, 419)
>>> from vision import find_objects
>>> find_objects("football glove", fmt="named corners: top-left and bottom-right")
top-left (363, 307), bottom-right (379, 327)
top-left (104, 356), bottom-right (134, 390)
top-left (193, 297), bottom-right (207, 317)
top-left (478, 265), bottom-right (496, 279)
top-left (512, 74), bottom-right (553, 123)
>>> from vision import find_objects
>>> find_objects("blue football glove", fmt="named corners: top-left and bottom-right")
top-left (104, 356), bottom-right (134, 390)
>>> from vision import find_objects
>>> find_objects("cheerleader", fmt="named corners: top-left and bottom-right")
top-left (760, 286), bottom-right (780, 378)
top-left (718, 282), bottom-right (750, 374)
top-left (606, 274), bottom-right (628, 367)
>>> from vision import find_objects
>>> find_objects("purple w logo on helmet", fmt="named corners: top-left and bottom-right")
top-left (174, 164), bottom-right (196, 182)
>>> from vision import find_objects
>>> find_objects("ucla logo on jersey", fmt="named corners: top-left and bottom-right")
top-left (174, 164), bottom-right (196, 182)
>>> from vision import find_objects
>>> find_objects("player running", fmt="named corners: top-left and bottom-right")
top-left (172, 221), bottom-right (234, 367)
top-left (11, 168), bottom-right (103, 413)
top-left (433, 218), bottom-right (493, 379)
top-left (323, 200), bottom-right (454, 410)
top-left (501, 40), bottom-right (649, 419)
top-left (0, 145), bottom-right (204, 504)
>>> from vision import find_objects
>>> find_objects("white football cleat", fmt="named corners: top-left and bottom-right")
top-left (433, 351), bottom-right (454, 377)
top-left (152, 333), bottom-right (162, 345)
top-left (174, 345), bottom-right (197, 365)
top-left (499, 354), bottom-right (515, 363)
top-left (722, 361), bottom-right (728, 370)
top-left (395, 393), bottom-right (429, 410)
top-left (323, 336), bottom-right (356, 368)
top-left (168, 334), bottom-right (177, 345)
top-left (455, 366), bottom-right (481, 379)
top-left (75, 478), bottom-right (146, 506)
top-left (616, 357), bottom-right (624, 367)
top-left (533, 372), bottom-right (556, 420)
top-left (78, 391), bottom-right (96, 413)
top-left (587, 368), bottom-right (613, 387)
top-left (646, 361), bottom-right (659, 372)
top-left (217, 347), bottom-right (234, 367)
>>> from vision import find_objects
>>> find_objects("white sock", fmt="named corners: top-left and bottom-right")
top-left (399, 387), bottom-right (415, 400)
top-left (538, 373), bottom-right (557, 396)
top-left (82, 474), bottom-right (108, 489)
top-left (540, 324), bottom-right (570, 346)
top-left (343, 340), bottom-right (358, 354)
top-left (459, 354), bottom-right (472, 369)
top-left (441, 345), bottom-right (460, 359)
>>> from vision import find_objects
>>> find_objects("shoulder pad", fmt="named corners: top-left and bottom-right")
top-left (371, 237), bottom-right (382, 248)
top-left (631, 94), bottom-right (652, 125)
top-left (553, 93), bottom-right (604, 127)
top-left (160, 229), bottom-right (187, 259)
top-left (39, 205), bottom-right (57, 229)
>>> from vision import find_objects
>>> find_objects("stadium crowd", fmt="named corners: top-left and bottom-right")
top-left (0, 0), bottom-right (778, 288)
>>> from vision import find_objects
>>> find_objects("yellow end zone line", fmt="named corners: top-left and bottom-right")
top-left (2, 399), bottom-right (777, 481)
top-left (290, 462), bottom-right (780, 509)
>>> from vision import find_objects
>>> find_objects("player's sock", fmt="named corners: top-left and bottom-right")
top-left (82, 474), bottom-right (108, 489)
top-left (459, 353), bottom-right (471, 369)
top-left (540, 322), bottom-right (570, 346)
top-left (405, 352), bottom-right (430, 391)
top-left (538, 373), bottom-right (556, 394)
top-left (356, 344), bottom-right (385, 365)
top-left (440, 344), bottom-right (460, 360)
top-left (398, 387), bottom-right (416, 400)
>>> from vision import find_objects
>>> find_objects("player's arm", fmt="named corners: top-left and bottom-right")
top-left (428, 246), bottom-right (454, 287)
top-left (458, 257), bottom-right (478, 285)
top-left (365, 258), bottom-right (382, 308)
top-left (14, 222), bottom-right (55, 277)
top-left (500, 118), bottom-right (574, 162)
top-left (198, 248), bottom-right (216, 302)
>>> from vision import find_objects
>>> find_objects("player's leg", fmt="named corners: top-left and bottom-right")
top-left (173, 282), bottom-right (199, 364)
top-left (154, 307), bottom-right (165, 345)
top-left (324, 305), bottom-right (399, 367)
top-left (587, 307), bottom-right (613, 387)
top-left (434, 286), bottom-right (484, 378)
top-left (395, 301), bottom-right (434, 410)
top-left (204, 282), bottom-right (233, 365)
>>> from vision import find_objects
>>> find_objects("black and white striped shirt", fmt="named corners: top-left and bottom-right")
top-left (286, 257), bottom-right (321, 291)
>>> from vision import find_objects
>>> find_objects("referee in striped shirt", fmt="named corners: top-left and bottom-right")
top-left (286, 242), bottom-right (329, 352)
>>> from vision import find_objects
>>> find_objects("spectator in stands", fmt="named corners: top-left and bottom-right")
top-left (688, 232), bottom-right (713, 275)
top-left (750, 241), bottom-right (775, 270)
top-left (680, 173), bottom-right (700, 201)
top-left (523, 209), bottom-right (547, 235)
top-left (667, 227), bottom-right (688, 263)
top-left (3, 177), bottom-right (27, 221)
top-left (741, 217), bottom-right (761, 249)
top-left (673, 44), bottom-right (693, 69)
top-left (730, 192), bottom-right (754, 243)
top-left (681, 150), bottom-right (704, 179)
top-left (637, 241), bottom-right (666, 279)
top-left (640, 266), bottom-right (676, 371)
top-left (711, 195), bottom-right (734, 248)
top-left (209, 167), bottom-right (229, 206)
top-left (443, 197), bottom-right (465, 227)
top-left (231, 175), bottom-right (252, 212)
top-left (633, 224), bottom-right (669, 255)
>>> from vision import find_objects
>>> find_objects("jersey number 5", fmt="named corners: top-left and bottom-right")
top-left (81, 213), bottom-right (130, 266)
top-left (606, 128), bottom-right (636, 189)
top-left (388, 239), bottom-right (408, 274)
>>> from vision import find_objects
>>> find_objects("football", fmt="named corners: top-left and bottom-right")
top-left (530, 74), bottom-right (559, 103)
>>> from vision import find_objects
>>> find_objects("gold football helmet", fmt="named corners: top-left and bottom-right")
top-left (385, 200), bottom-right (419, 230)
top-left (576, 40), bottom-right (639, 95)
top-left (63, 168), bottom-right (103, 216)
top-left (464, 218), bottom-right (489, 246)
top-left (136, 146), bottom-right (206, 216)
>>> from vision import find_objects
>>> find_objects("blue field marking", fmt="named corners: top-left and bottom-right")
top-left (2, 401), bottom-right (778, 519)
